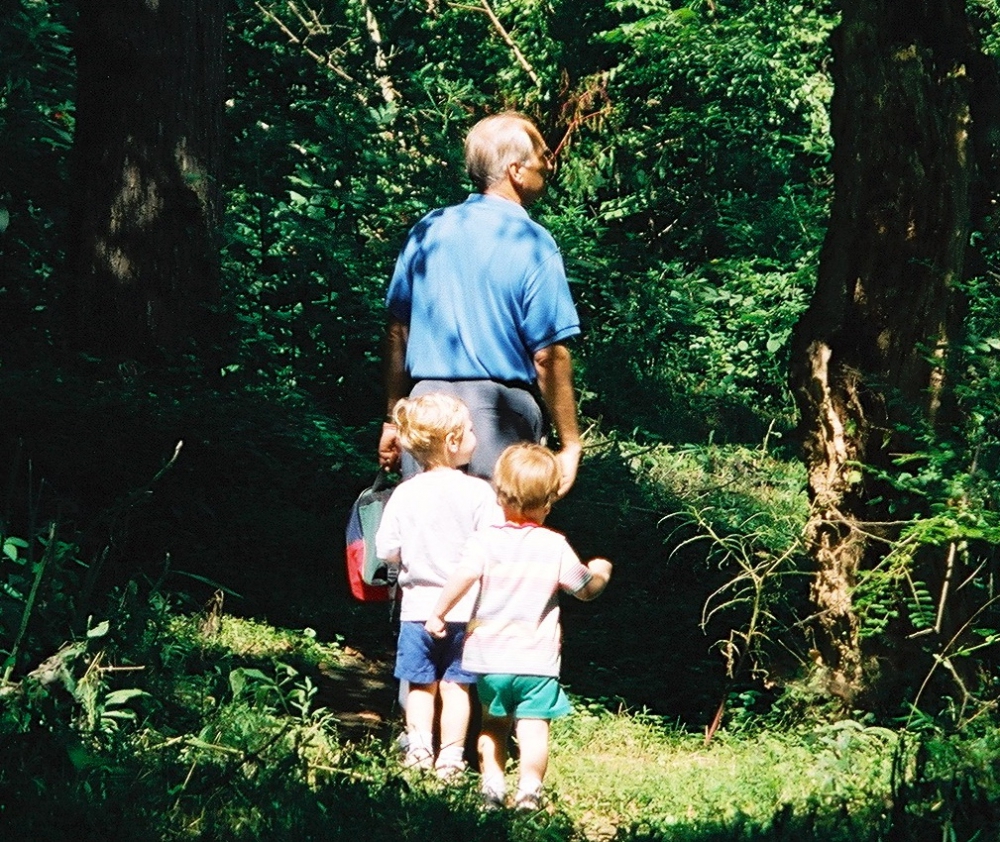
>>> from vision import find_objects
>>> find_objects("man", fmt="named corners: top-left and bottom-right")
top-left (378, 112), bottom-right (582, 497)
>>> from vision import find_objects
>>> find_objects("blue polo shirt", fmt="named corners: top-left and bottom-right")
top-left (386, 194), bottom-right (580, 384)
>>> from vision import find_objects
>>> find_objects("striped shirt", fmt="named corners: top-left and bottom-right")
top-left (459, 521), bottom-right (593, 677)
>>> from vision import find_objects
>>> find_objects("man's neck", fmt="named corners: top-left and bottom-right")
top-left (483, 182), bottom-right (524, 206)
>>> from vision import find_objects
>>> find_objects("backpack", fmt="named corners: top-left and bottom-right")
top-left (344, 471), bottom-right (397, 602)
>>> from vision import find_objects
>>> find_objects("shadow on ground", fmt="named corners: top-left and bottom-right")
top-left (248, 441), bottom-right (737, 736)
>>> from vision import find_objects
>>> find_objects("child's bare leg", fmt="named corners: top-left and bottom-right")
top-left (478, 709), bottom-right (512, 801)
top-left (404, 681), bottom-right (437, 768)
top-left (514, 717), bottom-right (550, 804)
top-left (435, 680), bottom-right (470, 774)
top-left (406, 681), bottom-right (438, 733)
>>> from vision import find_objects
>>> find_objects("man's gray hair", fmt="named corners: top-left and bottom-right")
top-left (464, 112), bottom-right (537, 192)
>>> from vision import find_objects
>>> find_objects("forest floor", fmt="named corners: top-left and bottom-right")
top-left (316, 637), bottom-right (400, 745)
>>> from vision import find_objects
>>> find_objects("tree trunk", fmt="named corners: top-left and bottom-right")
top-left (65, 0), bottom-right (224, 364)
top-left (789, 0), bottom-right (980, 702)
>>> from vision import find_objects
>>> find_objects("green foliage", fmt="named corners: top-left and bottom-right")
top-left (0, 0), bottom-right (75, 358)
top-left (886, 729), bottom-right (1000, 839)
top-left (651, 436), bottom-right (813, 703)
top-left (577, 256), bottom-right (816, 441)
top-left (2, 8), bottom-right (1000, 840)
top-left (0, 427), bottom-right (998, 841)
top-left (548, 428), bottom-right (814, 726)
top-left (1, 0), bottom-right (839, 450)
top-left (0, 363), bottom-right (374, 628)
top-left (211, 0), bottom-right (838, 444)
top-left (839, 266), bottom-right (1000, 720)
top-left (222, 1), bottom-right (399, 422)
top-left (3, 577), bottom-right (997, 842)
top-left (590, 0), bottom-right (834, 261)
top-left (551, 0), bottom-right (836, 439)
top-left (0, 590), bottom-right (582, 841)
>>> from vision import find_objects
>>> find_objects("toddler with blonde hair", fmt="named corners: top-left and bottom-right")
top-left (375, 393), bottom-right (501, 777)
top-left (426, 443), bottom-right (612, 809)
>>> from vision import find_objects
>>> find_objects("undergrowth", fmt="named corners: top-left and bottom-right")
top-left (2, 388), bottom-right (1000, 840)
top-left (2, 599), bottom-right (999, 841)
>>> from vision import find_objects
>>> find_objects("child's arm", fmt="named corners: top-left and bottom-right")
top-left (424, 567), bottom-right (479, 638)
top-left (574, 558), bottom-right (612, 601)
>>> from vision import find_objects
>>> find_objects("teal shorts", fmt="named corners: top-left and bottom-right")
top-left (477, 674), bottom-right (572, 720)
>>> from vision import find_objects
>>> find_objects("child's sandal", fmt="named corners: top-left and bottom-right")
top-left (402, 746), bottom-right (434, 771)
top-left (434, 758), bottom-right (467, 781)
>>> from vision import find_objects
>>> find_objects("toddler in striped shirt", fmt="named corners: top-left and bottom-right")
top-left (425, 442), bottom-right (612, 810)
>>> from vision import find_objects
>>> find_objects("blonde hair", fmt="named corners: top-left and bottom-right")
top-left (464, 112), bottom-right (538, 192)
top-left (393, 393), bottom-right (469, 468)
top-left (493, 443), bottom-right (561, 512)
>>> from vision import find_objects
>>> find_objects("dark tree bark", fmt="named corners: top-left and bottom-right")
top-left (789, 0), bottom-right (997, 702)
top-left (65, 0), bottom-right (225, 364)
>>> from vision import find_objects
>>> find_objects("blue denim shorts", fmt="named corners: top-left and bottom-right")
top-left (477, 674), bottom-right (572, 720)
top-left (394, 621), bottom-right (478, 685)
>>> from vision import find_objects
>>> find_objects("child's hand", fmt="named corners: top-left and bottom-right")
top-left (575, 557), bottom-right (612, 601)
top-left (588, 558), bottom-right (612, 580)
top-left (425, 615), bottom-right (447, 639)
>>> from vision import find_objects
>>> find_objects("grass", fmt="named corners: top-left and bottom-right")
top-left (1, 604), bottom-right (996, 841)
top-left (2, 424), bottom-right (999, 840)
top-left (549, 704), bottom-right (898, 840)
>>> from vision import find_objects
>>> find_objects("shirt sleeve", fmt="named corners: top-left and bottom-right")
top-left (386, 212), bottom-right (440, 323)
top-left (473, 481), bottom-right (503, 528)
top-left (519, 243), bottom-right (580, 354)
top-left (556, 538), bottom-right (593, 594)
top-left (457, 531), bottom-right (488, 579)
top-left (385, 249), bottom-right (413, 324)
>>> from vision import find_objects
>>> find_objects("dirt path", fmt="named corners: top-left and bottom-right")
top-left (316, 642), bottom-right (401, 745)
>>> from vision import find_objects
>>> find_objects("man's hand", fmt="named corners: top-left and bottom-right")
top-left (555, 442), bottom-right (582, 499)
top-left (379, 317), bottom-right (410, 471)
top-left (534, 342), bottom-right (582, 498)
top-left (425, 615), bottom-right (447, 639)
top-left (378, 422), bottom-right (402, 472)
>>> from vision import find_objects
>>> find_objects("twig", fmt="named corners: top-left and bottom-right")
top-left (287, 1), bottom-right (319, 34)
top-left (907, 591), bottom-right (1000, 728)
top-left (255, 1), bottom-right (357, 85)
top-left (361, 0), bottom-right (400, 103)
top-left (553, 107), bottom-right (610, 158)
top-left (467, 0), bottom-right (542, 89)
top-left (74, 442), bottom-right (185, 627)
top-left (308, 763), bottom-right (380, 782)
top-left (933, 542), bottom-right (956, 634)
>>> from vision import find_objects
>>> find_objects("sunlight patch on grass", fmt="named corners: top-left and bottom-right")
top-left (623, 437), bottom-right (810, 552)
top-left (549, 706), bottom-right (897, 839)
top-left (168, 613), bottom-right (343, 665)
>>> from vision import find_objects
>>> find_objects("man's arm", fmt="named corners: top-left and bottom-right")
top-left (533, 342), bottom-right (582, 497)
top-left (378, 318), bottom-right (411, 471)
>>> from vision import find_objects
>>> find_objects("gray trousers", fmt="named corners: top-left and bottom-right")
top-left (401, 379), bottom-right (546, 482)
